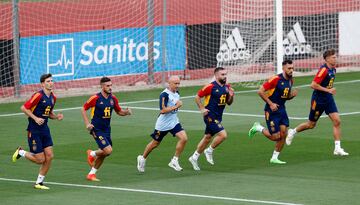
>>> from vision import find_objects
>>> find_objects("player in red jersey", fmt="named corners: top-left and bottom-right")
top-left (12, 73), bottom-right (64, 189)
top-left (81, 77), bottom-right (132, 181)
top-left (188, 67), bottom-right (234, 171)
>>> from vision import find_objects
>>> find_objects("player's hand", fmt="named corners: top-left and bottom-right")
top-left (57, 112), bottom-right (64, 120)
top-left (328, 88), bottom-right (336, 95)
top-left (270, 103), bottom-right (279, 112)
top-left (228, 87), bottom-right (235, 97)
top-left (35, 117), bottom-right (45, 125)
top-left (175, 100), bottom-right (183, 108)
top-left (200, 108), bottom-right (209, 116)
top-left (290, 89), bottom-right (298, 98)
top-left (125, 107), bottom-right (132, 115)
top-left (86, 123), bottom-right (94, 131)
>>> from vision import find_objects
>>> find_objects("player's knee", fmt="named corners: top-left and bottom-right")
top-left (308, 122), bottom-right (316, 129)
top-left (35, 156), bottom-right (45, 164)
top-left (45, 153), bottom-right (54, 161)
top-left (272, 134), bottom-right (281, 141)
top-left (103, 147), bottom-right (113, 156)
top-left (333, 118), bottom-right (341, 127)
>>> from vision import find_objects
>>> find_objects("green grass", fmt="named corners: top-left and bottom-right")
top-left (0, 72), bottom-right (359, 205)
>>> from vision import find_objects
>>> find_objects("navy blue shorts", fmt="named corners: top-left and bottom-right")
top-left (150, 123), bottom-right (184, 142)
top-left (27, 128), bottom-right (53, 154)
top-left (308, 97), bottom-right (338, 122)
top-left (203, 116), bottom-right (224, 136)
top-left (90, 129), bottom-right (112, 149)
top-left (265, 108), bottom-right (289, 135)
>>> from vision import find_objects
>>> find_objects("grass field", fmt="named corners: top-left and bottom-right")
top-left (0, 72), bottom-right (359, 205)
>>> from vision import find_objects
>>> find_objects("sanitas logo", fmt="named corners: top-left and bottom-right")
top-left (80, 38), bottom-right (160, 65)
top-left (217, 27), bottom-right (251, 62)
top-left (283, 22), bottom-right (311, 55)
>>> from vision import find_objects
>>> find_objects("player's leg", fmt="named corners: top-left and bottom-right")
top-left (33, 146), bottom-right (53, 189)
top-left (168, 129), bottom-right (187, 171)
top-left (328, 112), bottom-right (349, 156)
top-left (204, 129), bottom-right (227, 165)
top-left (87, 131), bottom-right (112, 181)
top-left (188, 133), bottom-right (211, 171)
top-left (137, 130), bottom-right (165, 172)
top-left (270, 125), bottom-right (287, 164)
top-left (249, 111), bottom-right (273, 139)
top-left (286, 100), bottom-right (323, 145)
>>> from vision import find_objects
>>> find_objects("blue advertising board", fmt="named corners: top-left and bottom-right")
top-left (20, 25), bottom-right (185, 84)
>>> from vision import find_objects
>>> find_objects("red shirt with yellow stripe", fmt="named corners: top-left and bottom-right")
top-left (197, 81), bottom-right (232, 121)
top-left (23, 90), bottom-right (56, 131)
top-left (262, 73), bottom-right (293, 111)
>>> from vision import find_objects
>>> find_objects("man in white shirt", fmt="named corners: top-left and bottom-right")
top-left (137, 76), bottom-right (188, 172)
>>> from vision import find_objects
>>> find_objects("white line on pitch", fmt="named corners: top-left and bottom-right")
top-left (1, 79), bottom-right (359, 118)
top-left (0, 177), bottom-right (303, 205)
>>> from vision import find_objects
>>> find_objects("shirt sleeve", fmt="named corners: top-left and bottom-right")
top-left (23, 92), bottom-right (42, 110)
top-left (197, 84), bottom-right (214, 97)
top-left (159, 92), bottom-right (169, 110)
top-left (112, 95), bottom-right (122, 112)
top-left (262, 76), bottom-right (279, 91)
top-left (51, 93), bottom-right (57, 112)
top-left (313, 67), bottom-right (328, 84)
top-left (83, 95), bottom-right (98, 111)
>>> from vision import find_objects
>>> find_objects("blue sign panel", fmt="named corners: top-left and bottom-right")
top-left (20, 25), bottom-right (186, 84)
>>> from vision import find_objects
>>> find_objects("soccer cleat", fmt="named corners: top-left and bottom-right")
top-left (137, 155), bottom-right (146, 173)
top-left (188, 156), bottom-right (200, 171)
top-left (168, 159), bottom-right (183, 171)
top-left (204, 148), bottom-right (214, 165)
top-left (333, 148), bottom-right (349, 156)
top-left (86, 174), bottom-right (100, 181)
top-left (248, 122), bottom-right (260, 138)
top-left (270, 158), bottom-right (287, 164)
top-left (87, 150), bottom-right (95, 167)
top-left (286, 128), bottom-right (296, 146)
top-left (12, 146), bottom-right (22, 162)
top-left (34, 183), bottom-right (50, 190)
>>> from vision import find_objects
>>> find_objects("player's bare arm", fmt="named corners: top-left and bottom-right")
top-left (311, 81), bottom-right (336, 95)
top-left (288, 88), bottom-right (298, 100)
top-left (80, 107), bottom-right (94, 131)
top-left (226, 87), bottom-right (234, 105)
top-left (160, 100), bottom-right (182, 114)
top-left (20, 105), bottom-right (45, 125)
top-left (258, 86), bottom-right (279, 111)
top-left (195, 95), bottom-right (209, 116)
top-left (49, 111), bottom-right (63, 120)
top-left (116, 107), bottom-right (132, 116)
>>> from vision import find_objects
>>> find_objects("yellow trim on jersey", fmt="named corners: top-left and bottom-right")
top-left (204, 95), bottom-right (211, 107)
top-left (30, 93), bottom-right (41, 103)
top-left (201, 84), bottom-right (212, 91)
top-left (267, 88), bottom-right (275, 97)
top-left (311, 100), bottom-right (317, 110)
top-left (90, 107), bottom-right (95, 119)
top-left (317, 68), bottom-right (326, 78)
top-left (31, 105), bottom-right (38, 112)
top-left (87, 95), bottom-right (98, 104)
top-left (267, 75), bottom-right (278, 83)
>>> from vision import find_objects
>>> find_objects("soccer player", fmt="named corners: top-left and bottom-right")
top-left (137, 76), bottom-right (188, 172)
top-left (81, 77), bottom-right (132, 181)
top-left (188, 67), bottom-right (234, 171)
top-left (12, 73), bottom-right (63, 190)
top-left (286, 49), bottom-right (349, 156)
top-left (248, 60), bottom-right (297, 164)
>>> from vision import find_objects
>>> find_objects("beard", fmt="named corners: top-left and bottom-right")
top-left (105, 89), bottom-right (112, 94)
top-left (219, 78), bottom-right (227, 85)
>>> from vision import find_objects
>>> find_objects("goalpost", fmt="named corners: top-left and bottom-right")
top-left (0, 0), bottom-right (360, 100)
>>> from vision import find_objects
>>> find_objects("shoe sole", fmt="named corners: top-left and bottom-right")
top-left (137, 156), bottom-right (145, 172)
top-left (12, 148), bottom-right (20, 162)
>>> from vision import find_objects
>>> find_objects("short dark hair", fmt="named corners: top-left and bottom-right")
top-left (40, 73), bottom-right (52, 83)
top-left (214, 67), bottom-right (225, 74)
top-left (100, 76), bottom-right (111, 84)
top-left (282, 59), bottom-right (293, 66)
top-left (323, 49), bottom-right (336, 59)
